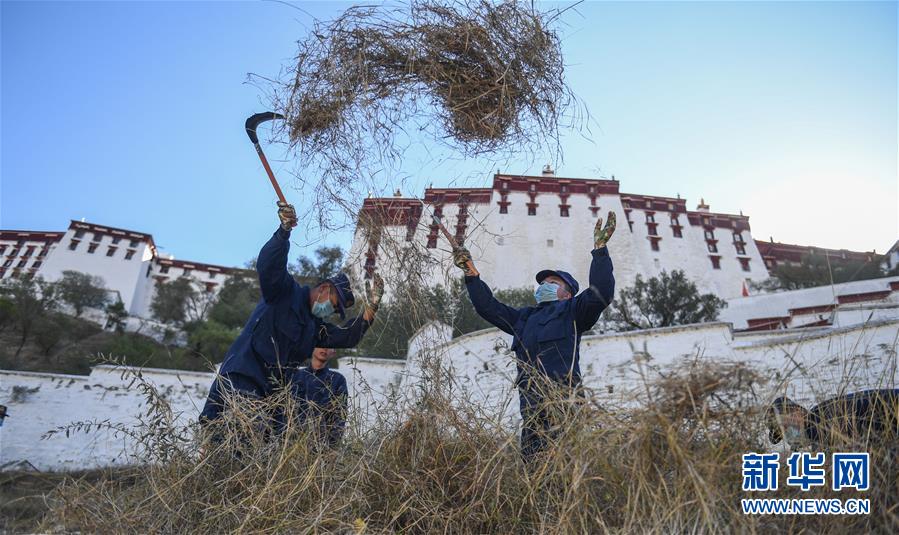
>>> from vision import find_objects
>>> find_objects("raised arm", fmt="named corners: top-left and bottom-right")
top-left (574, 213), bottom-right (616, 332)
top-left (454, 247), bottom-right (522, 335)
top-left (257, 202), bottom-right (299, 303)
top-left (316, 274), bottom-right (382, 348)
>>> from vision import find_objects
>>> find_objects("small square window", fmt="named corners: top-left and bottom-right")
top-left (32, 260), bottom-right (42, 269)
top-left (704, 229), bottom-right (715, 240)
top-left (739, 258), bottom-right (751, 272)
top-left (707, 242), bottom-right (718, 253)
top-left (130, 239), bottom-right (140, 248)
top-left (74, 230), bottom-right (85, 239)
top-left (39, 247), bottom-right (49, 257)
top-left (17, 259), bottom-right (27, 268)
top-left (499, 204), bottom-right (508, 214)
top-left (125, 250), bottom-right (135, 260)
top-left (546, 239), bottom-right (554, 247)
top-left (69, 240), bottom-right (79, 251)
top-left (112, 236), bottom-right (121, 244)
top-left (209, 272), bottom-right (217, 280)
top-left (92, 233), bottom-right (102, 242)
top-left (710, 256), bottom-right (721, 269)
top-left (561, 184), bottom-right (568, 193)
top-left (528, 205), bottom-right (536, 216)
top-left (182, 269), bottom-right (192, 277)
top-left (645, 212), bottom-right (655, 223)
top-left (2, 259), bottom-right (12, 268)
top-left (673, 227), bottom-right (683, 238)
top-left (0, 246), bottom-right (6, 255)
top-left (106, 247), bottom-right (117, 257)
top-left (650, 240), bottom-right (659, 252)
top-left (160, 265), bottom-right (170, 274)
top-left (647, 225), bottom-right (658, 236)
top-left (87, 243), bottom-right (98, 254)
top-left (9, 249), bottom-right (19, 257)
top-left (24, 246), bottom-right (35, 257)
top-left (735, 243), bottom-right (746, 255)
top-left (560, 206), bottom-right (569, 217)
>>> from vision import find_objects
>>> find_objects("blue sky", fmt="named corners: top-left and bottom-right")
top-left (2, 1), bottom-right (896, 267)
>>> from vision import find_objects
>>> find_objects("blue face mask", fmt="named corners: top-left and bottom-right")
top-left (311, 298), bottom-right (335, 319)
top-left (534, 282), bottom-right (560, 304)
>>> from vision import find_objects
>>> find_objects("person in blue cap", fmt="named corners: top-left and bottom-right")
top-left (452, 213), bottom-right (617, 458)
top-left (284, 347), bottom-right (348, 448)
top-left (199, 202), bottom-right (383, 425)
top-left (766, 389), bottom-right (899, 448)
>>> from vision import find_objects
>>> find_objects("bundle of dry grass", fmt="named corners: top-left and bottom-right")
top-left (262, 0), bottom-right (582, 229)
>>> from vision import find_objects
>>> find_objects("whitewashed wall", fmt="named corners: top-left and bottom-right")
top-left (2, 308), bottom-right (896, 472)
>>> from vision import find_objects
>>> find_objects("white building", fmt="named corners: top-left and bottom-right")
top-left (348, 170), bottom-right (885, 300)
top-left (0, 221), bottom-right (237, 320)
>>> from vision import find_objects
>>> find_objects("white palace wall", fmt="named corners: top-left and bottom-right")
top-left (3, 307), bottom-right (896, 471)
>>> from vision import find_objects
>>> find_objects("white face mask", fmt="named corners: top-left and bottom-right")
top-left (534, 282), bottom-right (560, 304)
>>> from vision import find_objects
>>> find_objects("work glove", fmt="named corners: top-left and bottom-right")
top-left (594, 211), bottom-right (616, 249)
top-left (277, 201), bottom-right (298, 231)
top-left (365, 273), bottom-right (384, 311)
top-left (452, 247), bottom-right (479, 277)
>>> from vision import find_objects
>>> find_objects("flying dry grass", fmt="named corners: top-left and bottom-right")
top-left (30, 356), bottom-right (898, 534)
top-left (259, 0), bottom-right (585, 230)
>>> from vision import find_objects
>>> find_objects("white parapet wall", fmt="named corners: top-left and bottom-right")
top-left (2, 308), bottom-right (897, 471)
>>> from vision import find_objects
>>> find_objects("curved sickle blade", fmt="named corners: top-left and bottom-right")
top-left (245, 112), bottom-right (285, 144)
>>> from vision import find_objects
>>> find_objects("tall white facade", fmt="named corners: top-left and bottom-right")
top-left (348, 172), bottom-right (771, 299)
top-left (0, 221), bottom-right (236, 319)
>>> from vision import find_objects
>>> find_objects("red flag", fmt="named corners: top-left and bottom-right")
top-left (742, 281), bottom-right (750, 297)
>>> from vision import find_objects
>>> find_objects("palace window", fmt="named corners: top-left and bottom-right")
top-left (205, 282), bottom-right (217, 293)
top-left (32, 260), bottom-right (42, 269)
top-left (560, 206), bottom-right (569, 217)
top-left (39, 246), bottom-right (49, 257)
top-left (560, 184), bottom-right (568, 194)
top-left (74, 230), bottom-right (85, 239)
top-left (209, 272), bottom-right (217, 280)
top-left (529, 183), bottom-right (536, 193)
top-left (2, 259), bottom-right (12, 268)
top-left (645, 212), bottom-right (655, 223)
top-left (106, 246), bottom-right (117, 257)
top-left (528, 205), bottom-right (537, 216)
top-left (160, 265), bottom-right (170, 274)
top-left (739, 258), bottom-right (751, 272)
top-left (130, 239), bottom-right (140, 248)
top-left (499, 204), bottom-right (508, 214)
top-left (672, 226), bottom-right (683, 238)
top-left (650, 239), bottom-right (660, 252)
top-left (733, 231), bottom-right (744, 243)
top-left (17, 259), bottom-right (27, 268)
top-left (707, 242), bottom-right (718, 253)
top-left (710, 256), bottom-right (721, 269)
top-left (9, 249), bottom-right (19, 257)
top-left (0, 245), bottom-right (6, 255)
top-left (182, 269), bottom-right (192, 277)
top-left (645, 199), bottom-right (652, 208)
top-left (735, 242), bottom-right (746, 255)
top-left (92, 233), bottom-right (102, 242)
top-left (547, 239), bottom-right (554, 248)
top-left (112, 236), bottom-right (121, 244)
top-left (69, 240), bottom-right (79, 251)
top-left (647, 224), bottom-right (658, 236)
top-left (24, 246), bottom-right (35, 257)
top-left (125, 249), bottom-right (136, 260)
top-left (704, 229), bottom-right (715, 240)
top-left (87, 243), bottom-right (98, 254)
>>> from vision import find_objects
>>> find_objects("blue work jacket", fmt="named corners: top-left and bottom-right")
top-left (465, 248), bottom-right (615, 405)
top-left (804, 388), bottom-right (899, 444)
top-left (216, 227), bottom-right (371, 395)
top-left (288, 366), bottom-right (348, 446)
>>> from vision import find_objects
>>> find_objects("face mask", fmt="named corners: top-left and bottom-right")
top-left (534, 282), bottom-right (560, 304)
top-left (311, 298), bottom-right (335, 319)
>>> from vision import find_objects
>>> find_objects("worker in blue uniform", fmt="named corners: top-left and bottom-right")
top-left (453, 213), bottom-right (617, 458)
top-left (767, 389), bottom-right (899, 447)
top-left (285, 347), bottom-right (348, 448)
top-left (200, 202), bottom-right (382, 424)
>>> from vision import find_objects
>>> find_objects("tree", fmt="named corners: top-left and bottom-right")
top-left (207, 270), bottom-right (259, 329)
top-left (1, 277), bottom-right (58, 359)
top-left (292, 246), bottom-right (344, 285)
top-left (57, 270), bottom-right (110, 317)
top-left (186, 320), bottom-right (239, 361)
top-left (33, 316), bottom-right (65, 357)
top-left (604, 270), bottom-right (727, 332)
top-left (105, 300), bottom-right (128, 333)
top-left (0, 297), bottom-right (14, 333)
top-left (751, 253), bottom-right (886, 292)
top-left (151, 278), bottom-right (212, 326)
